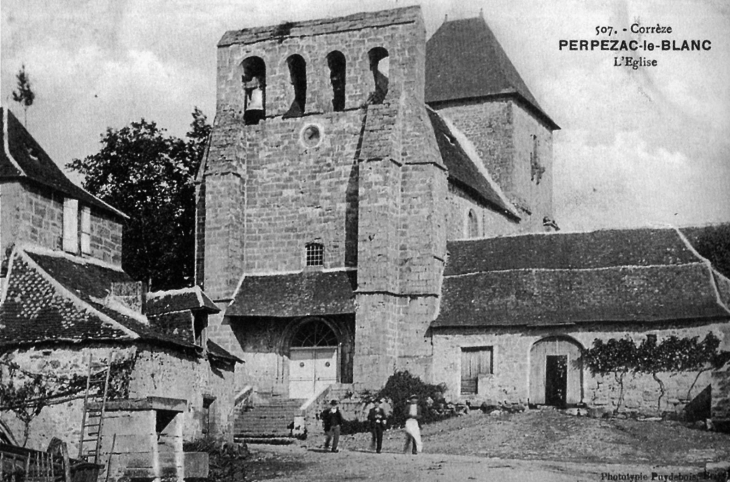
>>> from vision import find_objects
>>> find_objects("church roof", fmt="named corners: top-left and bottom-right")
top-left (0, 108), bottom-right (127, 219)
top-left (226, 270), bottom-right (357, 318)
top-left (428, 108), bottom-right (519, 219)
top-left (425, 16), bottom-right (559, 130)
top-left (432, 227), bottom-right (730, 328)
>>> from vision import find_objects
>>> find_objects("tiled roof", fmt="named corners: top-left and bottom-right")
top-left (226, 270), bottom-right (357, 318)
top-left (0, 246), bottom-right (193, 350)
top-left (146, 286), bottom-right (220, 316)
top-left (219, 6), bottom-right (420, 47)
top-left (0, 108), bottom-right (126, 219)
top-left (428, 108), bottom-right (519, 219)
top-left (425, 17), bottom-right (559, 130)
top-left (207, 340), bottom-right (241, 364)
top-left (433, 228), bottom-right (730, 328)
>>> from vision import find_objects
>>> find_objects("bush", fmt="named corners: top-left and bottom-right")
top-left (376, 370), bottom-right (451, 428)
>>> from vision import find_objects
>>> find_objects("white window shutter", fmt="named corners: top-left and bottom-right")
top-left (63, 198), bottom-right (79, 253)
top-left (80, 206), bottom-right (91, 254)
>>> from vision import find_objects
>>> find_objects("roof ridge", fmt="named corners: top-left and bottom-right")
top-left (444, 262), bottom-right (708, 278)
top-left (673, 227), bottom-right (730, 315)
top-left (14, 247), bottom-right (141, 340)
top-left (2, 109), bottom-right (25, 176)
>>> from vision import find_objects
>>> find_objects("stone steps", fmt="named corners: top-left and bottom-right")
top-left (235, 398), bottom-right (307, 438)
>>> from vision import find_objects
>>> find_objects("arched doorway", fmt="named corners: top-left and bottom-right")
top-left (288, 319), bottom-right (339, 399)
top-left (529, 336), bottom-right (583, 406)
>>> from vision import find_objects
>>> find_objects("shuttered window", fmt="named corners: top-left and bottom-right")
top-left (461, 347), bottom-right (493, 395)
top-left (62, 198), bottom-right (79, 253)
top-left (80, 206), bottom-right (91, 254)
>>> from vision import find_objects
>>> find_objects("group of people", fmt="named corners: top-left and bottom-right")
top-left (319, 395), bottom-right (423, 455)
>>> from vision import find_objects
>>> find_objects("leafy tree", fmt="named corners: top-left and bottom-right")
top-left (583, 337), bottom-right (638, 412)
top-left (376, 370), bottom-right (447, 428)
top-left (67, 109), bottom-right (211, 290)
top-left (12, 65), bottom-right (35, 126)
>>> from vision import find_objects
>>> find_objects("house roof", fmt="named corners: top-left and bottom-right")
top-left (226, 270), bottom-right (357, 318)
top-left (0, 108), bottom-right (127, 219)
top-left (427, 108), bottom-right (519, 219)
top-left (433, 228), bottom-right (730, 328)
top-left (219, 6), bottom-right (420, 47)
top-left (425, 16), bottom-right (559, 130)
top-left (146, 286), bottom-right (220, 316)
top-left (0, 246), bottom-right (222, 358)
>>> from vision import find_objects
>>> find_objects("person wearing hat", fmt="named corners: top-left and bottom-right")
top-left (368, 398), bottom-right (388, 453)
top-left (321, 399), bottom-right (345, 452)
top-left (403, 395), bottom-right (422, 454)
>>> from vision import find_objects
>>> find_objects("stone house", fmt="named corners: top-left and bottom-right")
top-left (0, 108), bottom-right (239, 451)
top-left (196, 6), bottom-right (729, 414)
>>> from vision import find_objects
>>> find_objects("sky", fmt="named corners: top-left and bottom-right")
top-left (1, 0), bottom-right (729, 232)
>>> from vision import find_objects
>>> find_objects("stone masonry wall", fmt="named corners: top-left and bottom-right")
top-left (432, 321), bottom-right (727, 414)
top-left (0, 181), bottom-right (123, 268)
top-left (433, 100), bottom-right (553, 233)
top-left (445, 182), bottom-right (523, 240)
top-left (1, 343), bottom-right (234, 453)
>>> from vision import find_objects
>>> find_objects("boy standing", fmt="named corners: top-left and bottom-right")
top-left (368, 398), bottom-right (388, 453)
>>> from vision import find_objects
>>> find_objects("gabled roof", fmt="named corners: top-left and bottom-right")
top-left (433, 228), bottom-right (730, 328)
top-left (427, 107), bottom-right (519, 220)
top-left (425, 16), bottom-right (559, 130)
top-left (146, 286), bottom-right (220, 316)
top-left (226, 270), bottom-right (357, 318)
top-left (0, 108), bottom-right (126, 219)
top-left (0, 245), bottom-right (191, 350)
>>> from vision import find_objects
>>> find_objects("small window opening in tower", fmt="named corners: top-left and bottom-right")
top-left (367, 48), bottom-right (389, 105)
top-left (305, 243), bottom-right (324, 267)
top-left (530, 134), bottom-right (545, 184)
top-left (467, 209), bottom-right (479, 238)
top-left (241, 57), bottom-right (266, 125)
top-left (283, 54), bottom-right (307, 119)
top-left (327, 51), bottom-right (346, 112)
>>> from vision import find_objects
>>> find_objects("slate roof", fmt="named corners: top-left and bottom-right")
top-left (425, 16), bottom-right (559, 130)
top-left (226, 270), bottom-right (357, 318)
top-left (0, 108), bottom-right (126, 219)
top-left (433, 228), bottom-right (730, 328)
top-left (0, 245), bottom-right (241, 366)
top-left (428, 108), bottom-right (519, 219)
top-left (146, 286), bottom-right (220, 316)
top-left (219, 6), bottom-right (420, 47)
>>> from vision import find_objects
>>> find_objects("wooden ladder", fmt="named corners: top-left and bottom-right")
top-left (78, 353), bottom-right (113, 463)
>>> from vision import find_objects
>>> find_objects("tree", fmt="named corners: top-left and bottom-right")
top-left (583, 337), bottom-right (638, 412)
top-left (67, 109), bottom-right (211, 290)
top-left (12, 65), bottom-right (35, 126)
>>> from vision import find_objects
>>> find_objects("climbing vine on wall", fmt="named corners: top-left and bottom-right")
top-left (0, 353), bottom-right (137, 446)
top-left (583, 333), bottom-right (729, 413)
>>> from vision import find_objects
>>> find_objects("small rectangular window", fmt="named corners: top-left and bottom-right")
top-left (80, 206), bottom-right (91, 254)
top-left (461, 347), bottom-right (493, 395)
top-left (63, 198), bottom-right (79, 253)
top-left (305, 243), bottom-right (324, 267)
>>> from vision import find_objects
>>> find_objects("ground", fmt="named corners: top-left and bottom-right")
top-left (244, 409), bottom-right (730, 481)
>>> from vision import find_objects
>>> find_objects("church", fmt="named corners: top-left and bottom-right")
top-left (196, 6), bottom-right (730, 413)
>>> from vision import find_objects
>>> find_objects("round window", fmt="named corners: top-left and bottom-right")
top-left (301, 124), bottom-right (322, 147)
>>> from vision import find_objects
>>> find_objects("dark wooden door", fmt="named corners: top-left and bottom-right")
top-left (545, 355), bottom-right (567, 407)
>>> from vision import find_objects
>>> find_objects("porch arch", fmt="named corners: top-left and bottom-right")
top-left (529, 336), bottom-right (584, 406)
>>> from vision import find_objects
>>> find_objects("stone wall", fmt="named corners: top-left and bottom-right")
top-left (0, 343), bottom-right (234, 453)
top-left (445, 183), bottom-right (520, 240)
top-left (0, 181), bottom-right (123, 267)
top-left (432, 321), bottom-right (728, 414)
top-left (432, 100), bottom-right (554, 232)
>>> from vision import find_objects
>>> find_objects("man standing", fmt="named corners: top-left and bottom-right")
top-left (368, 398), bottom-right (388, 453)
top-left (403, 395), bottom-right (422, 455)
top-left (321, 400), bottom-right (344, 453)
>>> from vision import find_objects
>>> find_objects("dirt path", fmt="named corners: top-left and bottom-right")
top-left (245, 409), bottom-right (730, 481)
